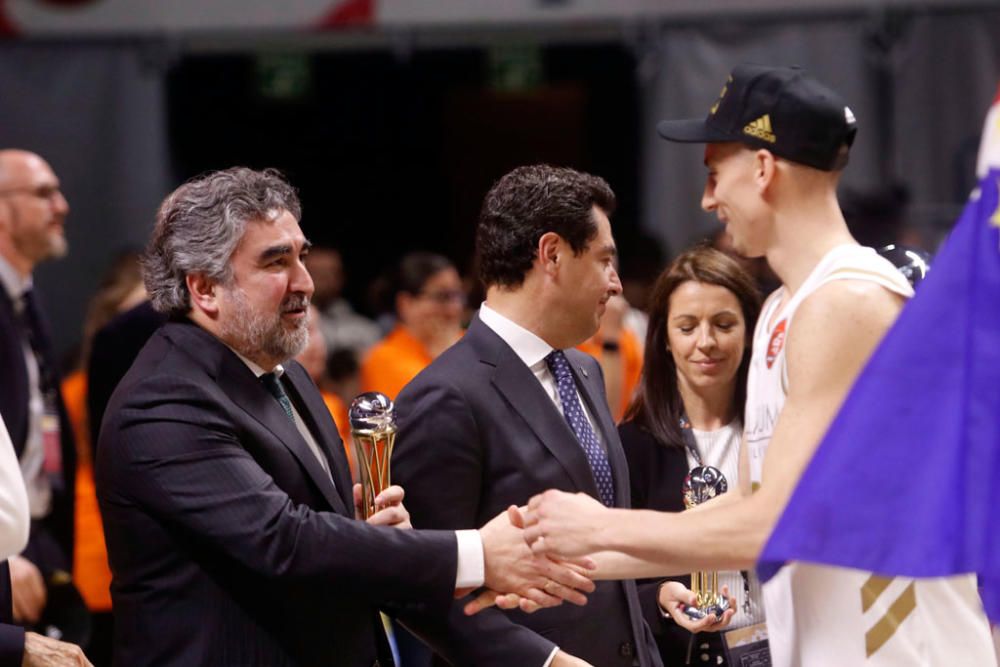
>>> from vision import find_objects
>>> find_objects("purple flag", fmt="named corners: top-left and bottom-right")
top-left (758, 169), bottom-right (1000, 622)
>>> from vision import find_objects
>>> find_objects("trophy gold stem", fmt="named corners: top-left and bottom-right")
top-left (352, 429), bottom-right (397, 519)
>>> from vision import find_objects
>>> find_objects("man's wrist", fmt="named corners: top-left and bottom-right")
top-left (455, 529), bottom-right (485, 589)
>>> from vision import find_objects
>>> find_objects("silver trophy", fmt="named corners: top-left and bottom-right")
top-left (682, 466), bottom-right (731, 620)
top-left (348, 392), bottom-right (397, 519)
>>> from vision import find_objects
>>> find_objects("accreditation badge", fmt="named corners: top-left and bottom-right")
top-left (41, 406), bottom-right (62, 475)
top-left (723, 622), bottom-right (771, 666)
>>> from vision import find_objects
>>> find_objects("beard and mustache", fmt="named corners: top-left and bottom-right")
top-left (219, 285), bottom-right (310, 364)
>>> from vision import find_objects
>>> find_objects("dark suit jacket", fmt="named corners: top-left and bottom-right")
top-left (96, 319), bottom-right (459, 667)
top-left (393, 316), bottom-right (662, 667)
top-left (0, 287), bottom-right (76, 572)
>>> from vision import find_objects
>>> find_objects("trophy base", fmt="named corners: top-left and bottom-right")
top-left (683, 594), bottom-right (730, 621)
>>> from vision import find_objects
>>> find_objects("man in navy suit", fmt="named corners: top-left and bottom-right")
top-left (0, 149), bottom-right (90, 666)
top-left (96, 167), bottom-right (592, 667)
top-left (392, 165), bottom-right (663, 667)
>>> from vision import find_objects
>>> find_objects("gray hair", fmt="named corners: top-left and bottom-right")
top-left (142, 167), bottom-right (301, 317)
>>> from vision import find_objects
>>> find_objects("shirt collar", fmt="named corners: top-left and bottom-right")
top-left (478, 301), bottom-right (554, 369)
top-left (0, 254), bottom-right (31, 302)
top-left (229, 346), bottom-right (284, 380)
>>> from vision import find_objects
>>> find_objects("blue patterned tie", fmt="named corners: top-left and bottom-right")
top-left (545, 350), bottom-right (615, 507)
top-left (261, 372), bottom-right (295, 422)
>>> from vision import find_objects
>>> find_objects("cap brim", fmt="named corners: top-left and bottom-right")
top-left (656, 118), bottom-right (733, 143)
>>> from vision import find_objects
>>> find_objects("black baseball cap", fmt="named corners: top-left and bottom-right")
top-left (656, 64), bottom-right (858, 171)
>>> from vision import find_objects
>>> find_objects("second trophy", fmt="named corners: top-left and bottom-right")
top-left (681, 466), bottom-right (731, 620)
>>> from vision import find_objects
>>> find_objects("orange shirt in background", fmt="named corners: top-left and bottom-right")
top-left (60, 370), bottom-right (113, 613)
top-left (321, 390), bottom-right (356, 482)
top-left (359, 326), bottom-right (433, 402)
top-left (576, 327), bottom-right (643, 422)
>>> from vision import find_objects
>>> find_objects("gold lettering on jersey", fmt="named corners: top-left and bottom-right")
top-left (744, 114), bottom-right (777, 143)
top-left (860, 574), bottom-right (893, 612)
top-left (709, 76), bottom-right (733, 115)
top-left (863, 581), bottom-right (917, 657)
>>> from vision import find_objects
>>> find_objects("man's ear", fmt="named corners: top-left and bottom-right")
top-left (186, 273), bottom-right (220, 317)
top-left (538, 232), bottom-right (562, 277)
top-left (753, 149), bottom-right (777, 192)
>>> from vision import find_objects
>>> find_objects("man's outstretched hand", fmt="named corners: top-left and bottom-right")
top-left (465, 505), bottom-right (596, 616)
top-left (523, 490), bottom-right (612, 558)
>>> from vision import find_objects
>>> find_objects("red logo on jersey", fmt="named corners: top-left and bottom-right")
top-left (766, 319), bottom-right (787, 369)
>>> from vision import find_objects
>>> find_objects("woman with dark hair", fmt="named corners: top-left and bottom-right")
top-left (620, 244), bottom-right (766, 666)
top-left (360, 252), bottom-right (464, 401)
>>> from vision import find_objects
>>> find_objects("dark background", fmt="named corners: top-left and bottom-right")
top-left (167, 43), bottom-right (641, 313)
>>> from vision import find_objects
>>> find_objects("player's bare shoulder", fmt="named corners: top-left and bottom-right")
top-left (784, 279), bottom-right (904, 394)
top-left (802, 278), bottom-right (903, 337)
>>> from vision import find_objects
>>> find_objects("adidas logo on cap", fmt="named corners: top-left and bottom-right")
top-left (744, 114), bottom-right (776, 143)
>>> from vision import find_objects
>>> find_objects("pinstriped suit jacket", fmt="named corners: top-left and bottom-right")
top-left (96, 319), bottom-right (457, 667)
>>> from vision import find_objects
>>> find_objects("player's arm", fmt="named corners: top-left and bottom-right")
top-left (525, 280), bottom-right (904, 576)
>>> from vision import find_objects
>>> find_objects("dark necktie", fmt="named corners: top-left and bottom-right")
top-left (545, 350), bottom-right (615, 507)
top-left (261, 372), bottom-right (295, 422)
top-left (19, 289), bottom-right (56, 394)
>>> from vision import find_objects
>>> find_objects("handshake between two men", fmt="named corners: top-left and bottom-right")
top-left (363, 484), bottom-right (735, 633)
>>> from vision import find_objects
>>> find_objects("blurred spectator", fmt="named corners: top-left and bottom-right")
top-left (304, 246), bottom-right (381, 356)
top-left (576, 295), bottom-right (642, 422)
top-left (360, 252), bottom-right (464, 400)
top-left (617, 230), bottom-right (667, 344)
top-left (325, 349), bottom-right (361, 418)
top-left (840, 182), bottom-right (926, 250)
top-left (86, 301), bottom-right (165, 449)
top-left (59, 252), bottom-right (145, 666)
top-left (0, 149), bottom-right (91, 661)
top-left (295, 304), bottom-right (355, 479)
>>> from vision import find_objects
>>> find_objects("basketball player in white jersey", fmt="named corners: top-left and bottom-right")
top-left (522, 64), bottom-right (996, 666)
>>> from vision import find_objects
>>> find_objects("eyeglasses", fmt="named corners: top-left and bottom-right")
top-left (417, 290), bottom-right (466, 305)
top-left (0, 184), bottom-right (63, 202)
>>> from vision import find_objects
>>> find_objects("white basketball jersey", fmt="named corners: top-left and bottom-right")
top-left (745, 244), bottom-right (996, 666)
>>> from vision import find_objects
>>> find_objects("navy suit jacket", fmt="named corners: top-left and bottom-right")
top-left (0, 286), bottom-right (77, 569)
top-left (393, 316), bottom-right (662, 667)
top-left (96, 319), bottom-right (458, 667)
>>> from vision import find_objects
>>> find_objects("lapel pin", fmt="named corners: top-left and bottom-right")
top-left (581, 367), bottom-right (589, 378)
